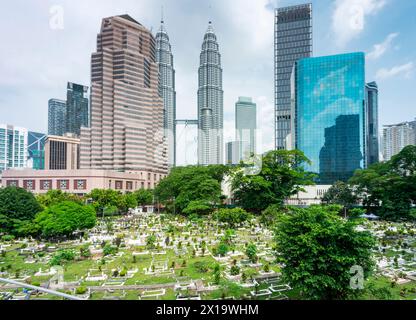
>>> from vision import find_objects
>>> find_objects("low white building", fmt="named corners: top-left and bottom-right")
top-left (285, 185), bottom-right (332, 206)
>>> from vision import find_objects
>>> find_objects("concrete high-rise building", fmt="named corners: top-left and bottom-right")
top-left (156, 19), bottom-right (176, 168)
top-left (45, 134), bottom-right (80, 170)
top-left (275, 3), bottom-right (312, 150)
top-left (66, 82), bottom-right (89, 136)
top-left (198, 22), bottom-right (224, 165)
top-left (48, 99), bottom-right (67, 136)
top-left (291, 53), bottom-right (366, 184)
top-left (80, 15), bottom-right (167, 181)
top-left (383, 120), bottom-right (416, 161)
top-left (28, 131), bottom-right (46, 170)
top-left (0, 124), bottom-right (28, 173)
top-left (365, 82), bottom-right (379, 166)
top-left (226, 141), bottom-right (240, 165)
top-left (235, 97), bottom-right (257, 161)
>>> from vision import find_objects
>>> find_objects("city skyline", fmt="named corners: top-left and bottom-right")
top-left (0, 0), bottom-right (416, 154)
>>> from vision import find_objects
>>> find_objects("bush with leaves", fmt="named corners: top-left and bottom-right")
top-left (0, 187), bottom-right (42, 236)
top-left (213, 208), bottom-right (252, 228)
top-left (183, 200), bottom-right (213, 216)
top-left (214, 242), bottom-right (229, 257)
top-left (275, 205), bottom-right (375, 300)
top-left (245, 243), bottom-right (257, 263)
top-left (103, 244), bottom-right (118, 256)
top-left (260, 204), bottom-right (285, 227)
top-left (49, 250), bottom-right (76, 266)
top-left (34, 201), bottom-right (96, 238)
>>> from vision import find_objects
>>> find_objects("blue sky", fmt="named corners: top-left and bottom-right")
top-left (0, 0), bottom-right (415, 154)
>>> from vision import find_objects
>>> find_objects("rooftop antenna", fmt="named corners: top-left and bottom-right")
top-left (208, 4), bottom-right (212, 24)
top-left (161, 5), bottom-right (164, 24)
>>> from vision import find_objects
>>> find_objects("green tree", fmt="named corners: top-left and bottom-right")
top-left (215, 243), bottom-right (229, 257)
top-left (103, 244), bottom-right (118, 256)
top-left (119, 193), bottom-right (138, 213)
top-left (231, 150), bottom-right (315, 213)
top-left (35, 201), bottom-right (96, 238)
top-left (245, 243), bottom-right (257, 263)
top-left (154, 165), bottom-right (228, 213)
top-left (87, 189), bottom-right (123, 215)
top-left (146, 234), bottom-right (157, 249)
top-left (213, 208), bottom-right (252, 228)
top-left (36, 190), bottom-right (83, 208)
top-left (134, 189), bottom-right (154, 206)
top-left (275, 205), bottom-right (375, 300)
top-left (260, 204), bottom-right (285, 227)
top-left (182, 200), bottom-right (213, 216)
top-left (350, 145), bottom-right (416, 221)
top-left (49, 249), bottom-right (76, 266)
top-left (322, 181), bottom-right (358, 217)
top-left (0, 187), bottom-right (42, 235)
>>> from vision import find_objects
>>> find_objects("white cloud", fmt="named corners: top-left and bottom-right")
top-left (367, 32), bottom-right (399, 60)
top-left (375, 62), bottom-right (415, 81)
top-left (332, 0), bottom-right (387, 47)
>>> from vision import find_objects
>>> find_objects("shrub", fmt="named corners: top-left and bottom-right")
top-left (49, 250), bottom-right (76, 266)
top-left (215, 243), bottom-right (229, 257)
top-left (103, 244), bottom-right (118, 256)
top-left (75, 286), bottom-right (87, 295)
top-left (194, 261), bottom-right (210, 273)
top-left (213, 208), bottom-right (252, 227)
top-left (230, 265), bottom-right (240, 276)
top-left (1, 235), bottom-right (15, 242)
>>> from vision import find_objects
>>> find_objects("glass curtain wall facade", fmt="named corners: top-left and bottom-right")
top-left (28, 131), bottom-right (46, 170)
top-left (365, 82), bottom-right (379, 166)
top-left (291, 52), bottom-right (366, 184)
top-left (48, 99), bottom-right (67, 136)
top-left (66, 82), bottom-right (89, 136)
top-left (235, 97), bottom-right (257, 161)
top-left (275, 3), bottom-right (312, 150)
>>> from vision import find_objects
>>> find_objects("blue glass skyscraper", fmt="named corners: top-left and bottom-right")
top-left (291, 52), bottom-right (366, 184)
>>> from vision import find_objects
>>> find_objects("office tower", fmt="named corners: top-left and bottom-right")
top-left (235, 97), bottom-right (257, 161)
top-left (28, 131), bottom-right (46, 170)
top-left (66, 82), bottom-right (89, 136)
top-left (383, 120), bottom-right (416, 161)
top-left (365, 82), bottom-right (379, 166)
top-left (45, 134), bottom-right (80, 170)
top-left (291, 52), bottom-right (366, 184)
top-left (80, 15), bottom-right (167, 179)
top-left (226, 141), bottom-right (240, 165)
top-left (48, 99), bottom-right (67, 136)
top-left (156, 19), bottom-right (176, 168)
top-left (275, 3), bottom-right (312, 150)
top-left (0, 124), bottom-right (28, 173)
top-left (198, 21), bottom-right (224, 165)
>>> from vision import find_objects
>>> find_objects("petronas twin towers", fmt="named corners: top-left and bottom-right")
top-left (156, 20), bottom-right (223, 167)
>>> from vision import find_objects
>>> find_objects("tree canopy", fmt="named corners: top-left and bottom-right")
top-left (133, 189), bottom-right (154, 206)
top-left (154, 165), bottom-right (229, 214)
top-left (0, 187), bottom-right (43, 235)
top-left (350, 145), bottom-right (416, 220)
top-left (322, 181), bottom-right (358, 215)
top-left (274, 205), bottom-right (375, 300)
top-left (231, 150), bottom-right (315, 213)
top-left (34, 201), bottom-right (96, 238)
top-left (36, 190), bottom-right (83, 208)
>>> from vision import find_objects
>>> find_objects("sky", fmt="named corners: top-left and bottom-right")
top-left (0, 0), bottom-right (415, 156)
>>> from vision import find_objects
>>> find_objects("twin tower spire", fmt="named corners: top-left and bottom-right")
top-left (155, 18), bottom-right (223, 167)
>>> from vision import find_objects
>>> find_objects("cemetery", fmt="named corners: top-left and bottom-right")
top-left (1, 209), bottom-right (416, 300)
